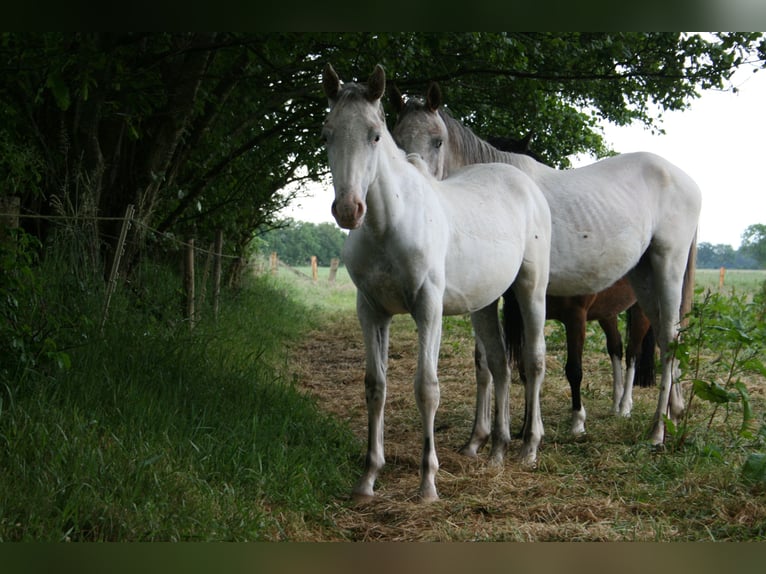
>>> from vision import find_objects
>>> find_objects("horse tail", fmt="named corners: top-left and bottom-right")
top-left (503, 290), bottom-right (525, 383)
top-left (634, 323), bottom-right (656, 388)
top-left (680, 229), bottom-right (698, 329)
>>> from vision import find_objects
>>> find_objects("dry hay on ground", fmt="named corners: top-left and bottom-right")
top-left (287, 312), bottom-right (766, 542)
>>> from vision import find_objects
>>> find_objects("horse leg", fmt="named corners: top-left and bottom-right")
top-left (459, 342), bottom-right (492, 458)
top-left (412, 286), bottom-right (444, 502)
top-left (630, 251), bottom-right (686, 446)
top-left (621, 304), bottom-right (654, 416)
top-left (512, 269), bottom-right (548, 468)
top-left (352, 293), bottom-right (392, 501)
top-left (598, 315), bottom-right (625, 417)
top-left (469, 301), bottom-right (511, 465)
top-left (563, 311), bottom-right (588, 436)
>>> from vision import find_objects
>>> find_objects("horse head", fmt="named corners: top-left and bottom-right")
top-left (322, 64), bottom-right (388, 230)
top-left (391, 82), bottom-right (450, 180)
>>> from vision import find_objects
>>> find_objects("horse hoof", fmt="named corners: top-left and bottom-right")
top-left (571, 424), bottom-right (586, 436)
top-left (458, 444), bottom-right (480, 458)
top-left (648, 424), bottom-right (665, 446)
top-left (517, 450), bottom-right (538, 469)
top-left (418, 487), bottom-right (439, 503)
top-left (488, 452), bottom-right (505, 468)
top-left (351, 492), bottom-right (376, 504)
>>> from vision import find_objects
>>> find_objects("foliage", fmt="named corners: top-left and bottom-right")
top-left (1, 33), bottom-right (764, 272)
top-left (740, 224), bottom-right (766, 268)
top-left (696, 241), bottom-right (761, 269)
top-left (667, 287), bottom-right (766, 488)
top-left (0, 257), bottom-right (359, 541)
top-left (258, 219), bottom-right (347, 267)
top-left (0, 230), bottom-right (72, 381)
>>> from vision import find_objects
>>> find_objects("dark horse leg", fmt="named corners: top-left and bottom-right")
top-left (563, 307), bottom-right (589, 435)
top-left (619, 303), bottom-right (655, 416)
top-left (597, 316), bottom-right (625, 415)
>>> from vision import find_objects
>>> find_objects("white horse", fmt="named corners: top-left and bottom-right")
top-left (391, 83), bottom-right (701, 447)
top-left (321, 64), bottom-right (551, 502)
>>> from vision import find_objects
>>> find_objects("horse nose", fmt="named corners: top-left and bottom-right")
top-left (332, 195), bottom-right (365, 229)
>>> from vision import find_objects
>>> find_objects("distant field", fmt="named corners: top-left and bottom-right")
top-left (276, 262), bottom-right (764, 296)
top-left (695, 268), bottom-right (766, 296)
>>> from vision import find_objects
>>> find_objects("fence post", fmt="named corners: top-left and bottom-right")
top-left (311, 255), bottom-right (318, 282)
top-left (100, 204), bottom-right (134, 333)
top-left (198, 241), bottom-right (215, 316)
top-left (185, 238), bottom-right (196, 330)
top-left (213, 230), bottom-right (223, 321)
top-left (270, 251), bottom-right (278, 275)
top-left (0, 196), bottom-right (20, 247)
top-left (719, 266), bottom-right (726, 291)
top-left (329, 257), bottom-right (340, 284)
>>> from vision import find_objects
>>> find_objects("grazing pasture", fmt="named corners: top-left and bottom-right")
top-left (282, 265), bottom-right (766, 540)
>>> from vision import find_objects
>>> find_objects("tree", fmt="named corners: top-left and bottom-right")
top-left (740, 224), bottom-right (766, 268)
top-left (259, 220), bottom-right (346, 267)
top-left (2, 33), bottom-right (764, 277)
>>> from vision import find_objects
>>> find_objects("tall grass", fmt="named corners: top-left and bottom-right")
top-left (0, 240), bottom-right (359, 541)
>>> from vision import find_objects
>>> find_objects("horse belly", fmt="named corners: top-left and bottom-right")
top-left (441, 239), bottom-right (523, 316)
top-left (545, 193), bottom-right (651, 296)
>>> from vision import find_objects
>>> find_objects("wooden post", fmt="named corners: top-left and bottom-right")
top-left (198, 241), bottom-right (215, 314)
top-left (270, 251), bottom-right (278, 275)
top-left (185, 238), bottom-right (196, 330)
top-left (311, 255), bottom-right (318, 282)
top-left (0, 196), bottom-right (20, 225)
top-left (719, 266), bottom-right (726, 291)
top-left (213, 230), bottom-right (223, 321)
top-left (100, 204), bottom-right (134, 333)
top-left (329, 257), bottom-right (340, 284)
top-left (0, 196), bottom-right (20, 241)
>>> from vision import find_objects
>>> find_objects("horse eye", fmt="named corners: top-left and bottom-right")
top-left (434, 139), bottom-right (443, 149)
top-left (373, 134), bottom-right (381, 143)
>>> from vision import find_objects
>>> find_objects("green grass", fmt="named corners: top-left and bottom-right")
top-left (4, 253), bottom-right (762, 541)
top-left (695, 268), bottom-right (766, 297)
top-left (0, 259), bottom-right (359, 541)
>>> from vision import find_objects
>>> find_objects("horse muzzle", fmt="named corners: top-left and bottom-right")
top-left (331, 194), bottom-right (366, 230)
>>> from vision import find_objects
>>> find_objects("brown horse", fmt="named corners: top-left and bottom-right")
top-left (506, 279), bottom-right (654, 435)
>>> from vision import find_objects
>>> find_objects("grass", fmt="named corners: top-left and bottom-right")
top-left (695, 268), bottom-right (766, 297)
top-left (3, 252), bottom-right (764, 541)
top-left (0, 255), bottom-right (359, 541)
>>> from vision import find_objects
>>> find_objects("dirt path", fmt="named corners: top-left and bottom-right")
top-left (287, 307), bottom-right (666, 541)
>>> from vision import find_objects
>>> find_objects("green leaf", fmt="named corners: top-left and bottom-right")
top-left (733, 381), bottom-right (754, 437)
top-left (46, 71), bottom-right (71, 111)
top-left (692, 379), bottom-right (736, 404)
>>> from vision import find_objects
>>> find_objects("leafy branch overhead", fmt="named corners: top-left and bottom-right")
top-left (1, 33), bottom-right (764, 272)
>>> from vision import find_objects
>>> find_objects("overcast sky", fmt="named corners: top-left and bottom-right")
top-left (282, 63), bottom-right (766, 249)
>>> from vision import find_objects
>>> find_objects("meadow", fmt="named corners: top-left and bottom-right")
top-left (2, 254), bottom-right (764, 541)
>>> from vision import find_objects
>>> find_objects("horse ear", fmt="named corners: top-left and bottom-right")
top-left (426, 82), bottom-right (442, 112)
top-left (366, 64), bottom-right (386, 102)
top-left (520, 131), bottom-right (533, 150)
top-left (323, 63), bottom-right (340, 102)
top-left (389, 83), bottom-right (405, 113)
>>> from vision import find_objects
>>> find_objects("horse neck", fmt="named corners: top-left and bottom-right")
top-left (363, 135), bottom-right (416, 235)
top-left (442, 112), bottom-right (550, 178)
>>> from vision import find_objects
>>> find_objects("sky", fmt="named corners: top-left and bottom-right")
top-left (280, 63), bottom-right (766, 249)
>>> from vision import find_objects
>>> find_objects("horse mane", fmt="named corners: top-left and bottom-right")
top-left (436, 107), bottom-right (542, 172)
top-left (406, 153), bottom-right (435, 178)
